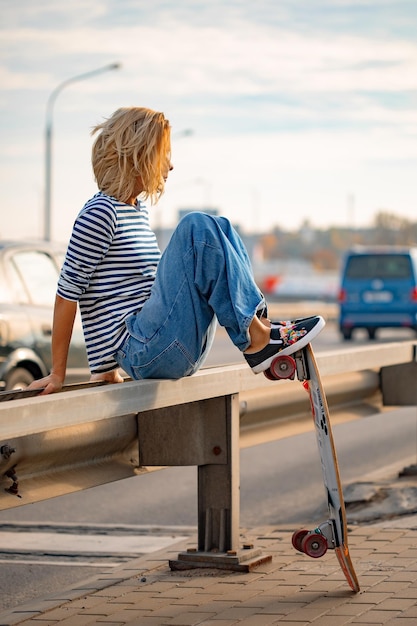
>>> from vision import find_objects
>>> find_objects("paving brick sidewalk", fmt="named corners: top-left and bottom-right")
top-left (1, 519), bottom-right (417, 626)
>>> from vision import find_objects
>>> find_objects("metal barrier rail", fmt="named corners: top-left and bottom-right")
top-left (1, 341), bottom-right (416, 498)
top-left (0, 341), bottom-right (416, 570)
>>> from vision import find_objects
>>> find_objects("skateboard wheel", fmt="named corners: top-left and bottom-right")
top-left (301, 532), bottom-right (328, 558)
top-left (292, 529), bottom-right (309, 552)
top-left (269, 355), bottom-right (296, 379)
top-left (263, 367), bottom-right (276, 381)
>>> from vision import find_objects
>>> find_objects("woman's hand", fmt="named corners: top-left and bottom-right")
top-left (89, 370), bottom-right (124, 384)
top-left (27, 373), bottom-right (64, 395)
top-left (26, 369), bottom-right (123, 396)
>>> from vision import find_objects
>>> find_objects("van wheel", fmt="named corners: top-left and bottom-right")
top-left (5, 368), bottom-right (35, 391)
top-left (367, 328), bottom-right (377, 340)
top-left (341, 328), bottom-right (352, 340)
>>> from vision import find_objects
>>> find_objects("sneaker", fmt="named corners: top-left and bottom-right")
top-left (244, 315), bottom-right (325, 374)
top-left (270, 316), bottom-right (318, 328)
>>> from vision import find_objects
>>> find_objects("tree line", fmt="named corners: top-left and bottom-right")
top-left (255, 211), bottom-right (417, 271)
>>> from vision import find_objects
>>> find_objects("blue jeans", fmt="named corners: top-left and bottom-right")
top-left (115, 212), bottom-right (265, 379)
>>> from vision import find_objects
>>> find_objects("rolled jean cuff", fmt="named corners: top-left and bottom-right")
top-left (240, 297), bottom-right (266, 351)
top-left (256, 299), bottom-right (268, 319)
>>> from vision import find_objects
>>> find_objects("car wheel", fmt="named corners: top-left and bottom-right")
top-left (341, 328), bottom-right (352, 341)
top-left (5, 367), bottom-right (35, 391)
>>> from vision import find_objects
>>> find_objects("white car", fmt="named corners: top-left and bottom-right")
top-left (0, 240), bottom-right (89, 390)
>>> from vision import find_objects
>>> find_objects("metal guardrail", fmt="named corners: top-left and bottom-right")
top-left (0, 341), bottom-right (416, 513)
top-left (1, 340), bottom-right (416, 570)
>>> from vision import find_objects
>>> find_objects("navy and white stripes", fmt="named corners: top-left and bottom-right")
top-left (57, 192), bottom-right (161, 373)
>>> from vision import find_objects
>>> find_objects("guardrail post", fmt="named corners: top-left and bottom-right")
top-left (380, 351), bottom-right (417, 477)
top-left (196, 393), bottom-right (240, 554)
top-left (138, 393), bottom-right (272, 571)
top-left (380, 361), bottom-right (417, 406)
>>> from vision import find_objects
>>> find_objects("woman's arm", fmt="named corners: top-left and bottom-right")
top-left (29, 199), bottom-right (123, 394)
top-left (50, 294), bottom-right (77, 382)
top-left (28, 295), bottom-right (77, 394)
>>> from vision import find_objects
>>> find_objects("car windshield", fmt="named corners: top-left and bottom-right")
top-left (345, 254), bottom-right (412, 280)
top-left (10, 250), bottom-right (59, 306)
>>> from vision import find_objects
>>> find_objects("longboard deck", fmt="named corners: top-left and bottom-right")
top-left (300, 344), bottom-right (360, 592)
top-left (265, 343), bottom-right (360, 592)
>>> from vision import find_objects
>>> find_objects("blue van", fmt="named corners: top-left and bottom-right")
top-left (338, 246), bottom-right (417, 340)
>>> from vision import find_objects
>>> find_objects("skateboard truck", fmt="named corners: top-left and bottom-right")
top-left (292, 520), bottom-right (338, 558)
top-left (294, 349), bottom-right (309, 381)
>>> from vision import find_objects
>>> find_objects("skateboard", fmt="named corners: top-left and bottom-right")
top-left (265, 343), bottom-right (360, 593)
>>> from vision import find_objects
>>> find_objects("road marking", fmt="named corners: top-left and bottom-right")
top-left (0, 558), bottom-right (121, 567)
top-left (0, 531), bottom-right (188, 556)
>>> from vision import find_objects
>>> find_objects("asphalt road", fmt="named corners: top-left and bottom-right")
top-left (0, 321), bottom-right (416, 611)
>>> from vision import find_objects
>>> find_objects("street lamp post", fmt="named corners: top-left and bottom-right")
top-left (44, 62), bottom-right (120, 241)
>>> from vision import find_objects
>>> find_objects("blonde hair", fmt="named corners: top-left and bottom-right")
top-left (91, 107), bottom-right (171, 204)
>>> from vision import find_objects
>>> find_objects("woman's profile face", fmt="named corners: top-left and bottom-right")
top-left (163, 158), bottom-right (174, 182)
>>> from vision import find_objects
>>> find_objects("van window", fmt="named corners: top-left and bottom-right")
top-left (345, 254), bottom-right (412, 280)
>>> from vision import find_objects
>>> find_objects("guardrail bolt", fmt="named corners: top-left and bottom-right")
top-left (4, 467), bottom-right (20, 497)
top-left (1, 444), bottom-right (16, 460)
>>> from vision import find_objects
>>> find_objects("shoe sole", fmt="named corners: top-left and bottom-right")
top-left (251, 316), bottom-right (326, 374)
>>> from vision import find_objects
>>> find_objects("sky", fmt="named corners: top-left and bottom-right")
top-left (1, 0), bottom-right (417, 242)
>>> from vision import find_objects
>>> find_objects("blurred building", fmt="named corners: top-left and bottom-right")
top-left (178, 207), bottom-right (219, 221)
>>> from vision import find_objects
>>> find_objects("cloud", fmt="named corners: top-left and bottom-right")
top-left (0, 0), bottom-right (417, 240)
top-left (0, 0), bottom-right (107, 28)
top-left (2, 17), bottom-right (416, 115)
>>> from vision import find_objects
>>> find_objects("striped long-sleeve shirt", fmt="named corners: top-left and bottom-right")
top-left (57, 192), bottom-right (161, 373)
